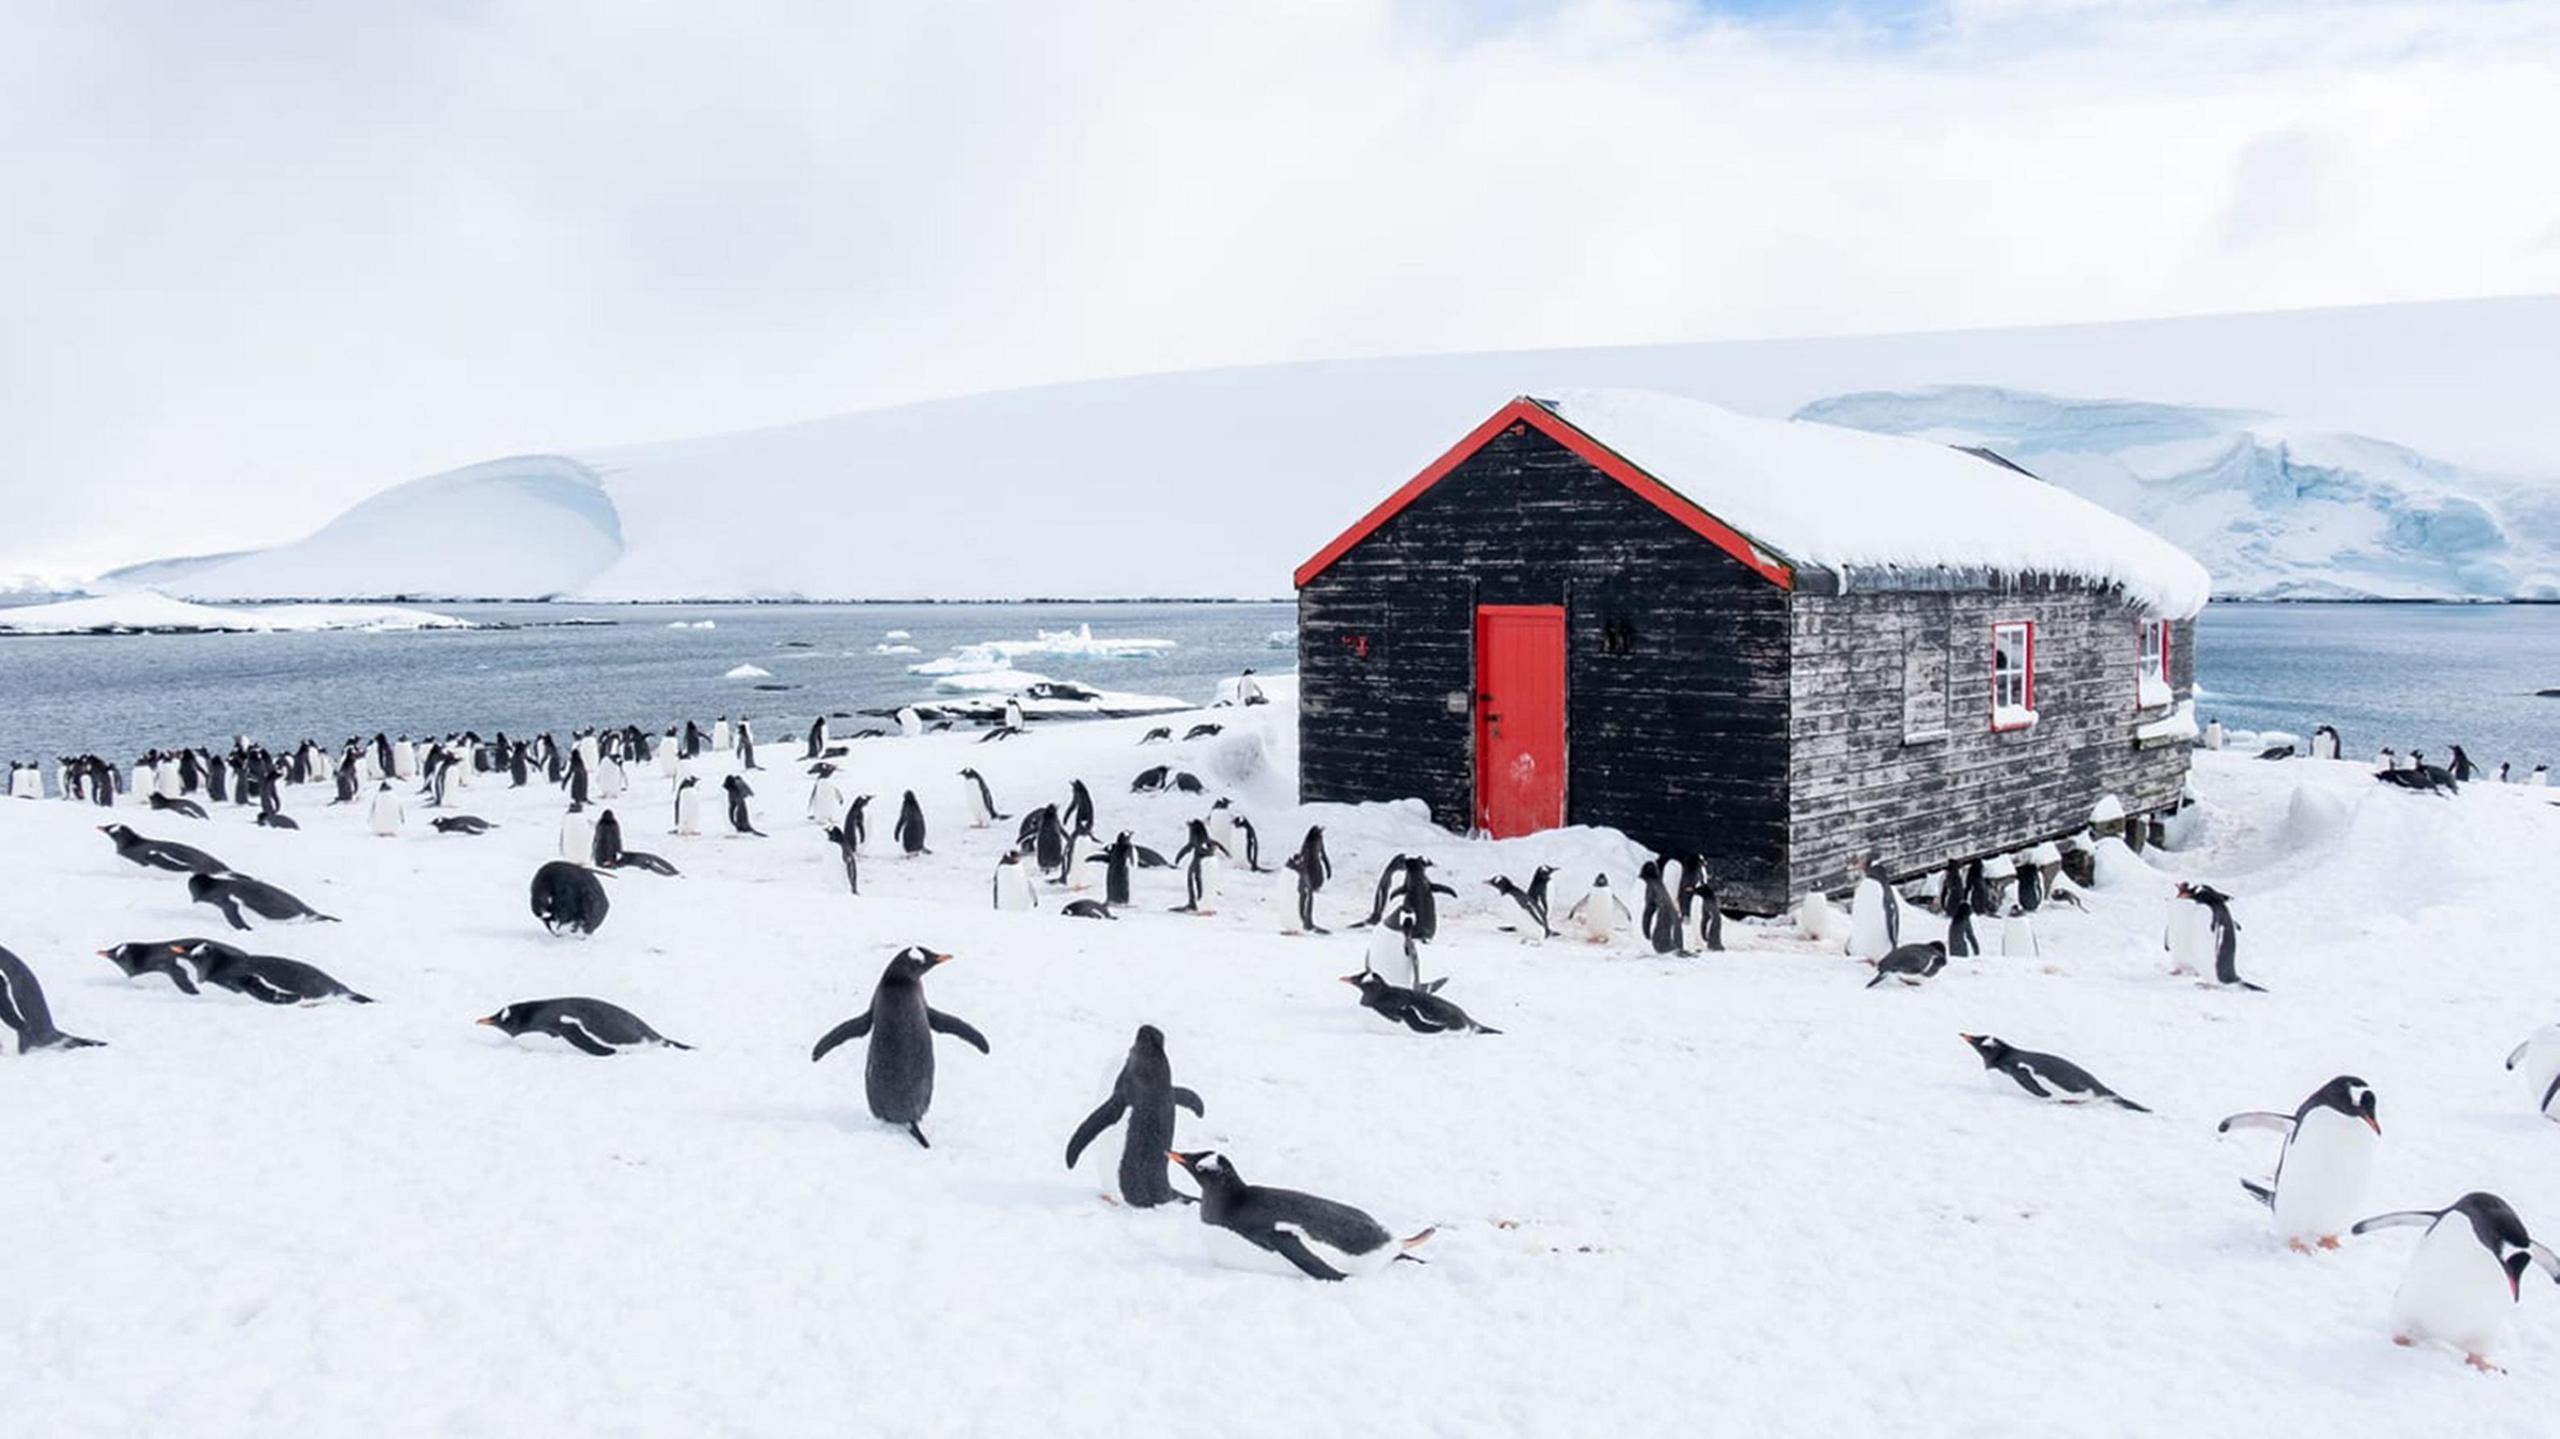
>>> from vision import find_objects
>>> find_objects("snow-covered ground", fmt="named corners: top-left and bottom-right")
top-left (91, 297), bottom-right (2560, 604)
top-left (5, 684), bottom-right (2560, 1433)
top-left (0, 591), bottom-right (468, 634)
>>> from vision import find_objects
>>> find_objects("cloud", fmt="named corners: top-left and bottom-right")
top-left (2, 0), bottom-right (2555, 575)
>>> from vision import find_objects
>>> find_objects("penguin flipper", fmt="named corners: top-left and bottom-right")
top-left (1064, 1098), bottom-right (1127, 1168)
top-left (2216, 1111), bottom-right (2295, 1137)
top-left (2003, 1066), bottom-right (2053, 1100)
top-left (2238, 1177), bottom-right (2276, 1208)
top-left (552, 1020), bottom-right (618, 1057)
top-left (811, 1014), bottom-right (872, 1061)
top-left (1254, 1226), bottom-right (1349, 1282)
top-left (1171, 1086), bottom-right (1206, 1117)
top-left (163, 964), bottom-right (201, 997)
top-left (2507, 1040), bottom-right (2532, 1070)
top-left (2541, 1071), bottom-right (2560, 1116)
top-left (906, 1122), bottom-right (931, 1149)
top-left (2527, 1243), bottom-right (2560, 1282)
top-left (2351, 1210), bottom-right (2442, 1236)
top-left (927, 1008), bottom-right (991, 1054)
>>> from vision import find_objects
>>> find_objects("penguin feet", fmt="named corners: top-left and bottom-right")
top-left (2288, 1238), bottom-right (2314, 1255)
top-left (2392, 1335), bottom-right (2414, 1348)
top-left (2467, 1353), bottom-right (2504, 1375)
top-left (2316, 1234), bottom-right (2342, 1250)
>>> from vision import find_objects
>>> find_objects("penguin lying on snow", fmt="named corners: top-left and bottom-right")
top-left (96, 940), bottom-right (206, 994)
top-left (1864, 941), bottom-right (1947, 989)
top-left (1168, 1151), bottom-right (1432, 1281)
top-left (1959, 1033), bottom-right (2150, 1111)
top-left (1343, 970), bottom-right (1500, 1035)
top-left (2353, 1193), bottom-right (2560, 1371)
top-left (188, 872), bottom-right (338, 931)
top-left (178, 939), bottom-right (372, 1005)
top-left (99, 823), bottom-right (227, 875)
top-left (2219, 1076), bottom-right (2380, 1251)
top-left (0, 944), bottom-right (105, 1050)
top-left (1064, 1025), bottom-right (1205, 1206)
top-left (431, 814), bottom-right (494, 835)
top-left (147, 793), bottom-right (210, 820)
top-left (1061, 899), bottom-right (1116, 920)
top-left (529, 860), bottom-right (612, 936)
top-left (810, 947), bottom-right (988, 1149)
top-left (480, 998), bottom-right (690, 1056)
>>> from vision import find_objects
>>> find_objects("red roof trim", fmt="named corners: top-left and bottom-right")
top-left (1293, 397), bottom-right (1796, 590)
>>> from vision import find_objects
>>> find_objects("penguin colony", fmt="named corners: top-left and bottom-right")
top-left (7, 699), bottom-right (2560, 1339)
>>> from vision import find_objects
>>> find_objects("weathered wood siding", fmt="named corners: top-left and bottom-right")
top-left (1298, 422), bottom-right (1795, 906)
top-left (1785, 580), bottom-right (2195, 898)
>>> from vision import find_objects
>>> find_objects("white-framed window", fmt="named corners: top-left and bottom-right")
top-left (1991, 620), bottom-right (2036, 731)
top-left (2136, 619), bottom-right (2172, 709)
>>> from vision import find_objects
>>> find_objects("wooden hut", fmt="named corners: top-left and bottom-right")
top-left (1292, 389), bottom-right (2211, 913)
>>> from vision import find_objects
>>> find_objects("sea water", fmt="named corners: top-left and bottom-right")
top-left (0, 601), bottom-right (2552, 778)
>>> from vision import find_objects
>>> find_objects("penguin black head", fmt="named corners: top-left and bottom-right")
top-left (886, 945), bottom-right (952, 979)
top-left (1134, 1024), bottom-right (1165, 1049)
top-left (477, 1004), bottom-right (534, 1036)
top-left (1167, 1149), bottom-right (1237, 1186)
top-left (2310, 1075), bottom-right (2381, 1135)
top-left (1959, 1033), bottom-right (2013, 1067)
top-left (1589, 873), bottom-right (1611, 889)
top-left (185, 872), bottom-right (222, 901)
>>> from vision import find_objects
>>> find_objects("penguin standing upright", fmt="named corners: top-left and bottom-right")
top-left (723, 775), bottom-right (763, 836)
top-left (2218, 1076), bottom-right (2381, 1251)
top-left (560, 804), bottom-right (595, 860)
top-left (805, 716), bottom-right (827, 761)
top-left (1170, 818), bottom-right (1226, 914)
top-left (1086, 831), bottom-right (1141, 906)
top-left (895, 706), bottom-right (923, 739)
top-left (0, 944), bottom-right (106, 1051)
top-left (714, 716), bottom-right (732, 756)
top-left (1999, 903), bottom-right (2038, 958)
top-left (1638, 860), bottom-right (1691, 957)
top-left (893, 791), bottom-right (929, 855)
top-left (2203, 717), bottom-right (2226, 750)
top-left (367, 780), bottom-right (403, 836)
top-left (1062, 779), bottom-right (1095, 838)
top-left (1285, 825), bottom-right (1333, 933)
top-left (565, 748), bottom-right (590, 808)
top-left (591, 808), bottom-right (625, 868)
top-left (2504, 1026), bottom-right (2560, 1122)
top-left (2174, 882), bottom-right (2257, 990)
top-left (1064, 1025), bottom-right (1206, 1207)
top-left (823, 817), bottom-right (862, 895)
top-left (1364, 913), bottom-right (1423, 989)
top-left (2352, 1193), bottom-right (2560, 1370)
top-left (673, 776), bottom-right (702, 836)
top-left (1848, 857), bottom-right (1900, 960)
top-left (1565, 874), bottom-right (1631, 945)
top-left (806, 769), bottom-right (846, 826)
top-left (2449, 744), bottom-right (2479, 782)
top-left (1388, 856), bottom-right (1453, 942)
top-left (736, 718), bottom-right (758, 770)
top-left (961, 769), bottom-right (1007, 828)
top-left (334, 752), bottom-right (361, 804)
top-left (1675, 855), bottom-right (1725, 952)
top-left (810, 947), bottom-right (989, 1148)
top-left (1940, 865), bottom-right (1979, 958)
top-left (991, 850), bottom-right (1039, 912)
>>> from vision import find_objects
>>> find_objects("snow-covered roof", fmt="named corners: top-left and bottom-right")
top-left (1537, 389), bottom-right (2213, 617)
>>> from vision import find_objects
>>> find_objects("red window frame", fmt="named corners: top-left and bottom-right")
top-left (1990, 620), bottom-right (2035, 731)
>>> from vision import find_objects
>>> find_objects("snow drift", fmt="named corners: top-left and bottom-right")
top-left (105, 297), bottom-right (2560, 602)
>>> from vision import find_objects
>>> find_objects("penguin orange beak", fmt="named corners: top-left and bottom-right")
top-left (1338, 974), bottom-right (1362, 986)
top-left (1166, 1150), bottom-right (1193, 1170)
top-left (1958, 1033), bottom-right (1979, 1044)
top-left (929, 951), bottom-right (954, 966)
top-left (2364, 1114), bottom-right (2382, 1136)
top-left (474, 1015), bottom-right (497, 1027)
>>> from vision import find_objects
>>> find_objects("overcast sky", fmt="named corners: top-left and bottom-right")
top-left (3, 0), bottom-right (2555, 578)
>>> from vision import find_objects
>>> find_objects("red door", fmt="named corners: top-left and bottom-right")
top-left (1475, 605), bottom-right (1566, 837)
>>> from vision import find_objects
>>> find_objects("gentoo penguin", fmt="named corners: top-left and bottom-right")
top-left (1138, 726), bottom-right (1171, 745)
top-left (736, 718), bottom-right (758, 770)
top-left (1342, 970), bottom-right (1499, 1035)
top-left (2498, 761), bottom-right (2512, 784)
top-left (1486, 865), bottom-right (1554, 938)
top-left (895, 706), bottom-right (923, 739)
top-left (1233, 668), bottom-right (1266, 705)
top-left (529, 860), bottom-right (611, 936)
top-left (2312, 724), bottom-right (2342, 760)
top-left (1865, 940), bottom-right (1948, 989)
top-left (1169, 818), bottom-right (1226, 914)
top-left (1062, 779), bottom-right (1095, 838)
top-left (2529, 764), bottom-right (2550, 788)
top-left (479, 998), bottom-right (690, 1056)
top-left (892, 790), bottom-right (929, 855)
top-left (2352, 1193), bottom-right (2560, 1370)
top-left (1674, 854), bottom-right (1725, 952)
top-left (810, 946), bottom-right (989, 1148)
top-left (1087, 831), bottom-right (1142, 906)
top-left (1183, 722), bottom-right (1223, 741)
top-left (177, 939), bottom-right (371, 1005)
top-left (1795, 889), bottom-right (1850, 948)
top-left (673, 776), bottom-right (703, 836)
top-left (723, 775), bottom-right (763, 836)
top-left (431, 814), bottom-right (493, 835)
top-left (593, 754), bottom-right (626, 800)
top-left (1063, 1025), bottom-right (1206, 1207)
top-left (960, 769), bottom-right (1007, 828)
top-left (1206, 797), bottom-right (1242, 863)
top-left (805, 716), bottom-right (827, 761)
top-left (1287, 826), bottom-right (1336, 934)
top-left (1565, 874), bottom-right (1631, 944)
top-left (0, 944), bottom-right (105, 1050)
top-left (367, 781), bottom-right (404, 836)
top-left (1639, 860), bottom-right (1691, 957)
top-left (1364, 914), bottom-right (1423, 989)
top-left (187, 872), bottom-right (337, 931)
top-left (591, 808), bottom-right (625, 868)
top-left (714, 715), bottom-right (733, 755)
top-left (992, 850), bottom-right (1040, 912)
top-left (564, 748), bottom-right (591, 807)
top-left (807, 770), bottom-right (847, 826)
top-left (1848, 857), bottom-right (1900, 960)
top-left (98, 823), bottom-right (227, 875)
top-left (1018, 805), bottom-right (1068, 878)
top-left (1959, 1034), bottom-right (2149, 1111)
top-left (2503, 1026), bottom-right (2560, 1121)
top-left (1130, 765), bottom-right (1170, 794)
top-left (2449, 744), bottom-right (2479, 782)
top-left (2203, 717), bottom-right (2227, 750)
top-left (2218, 1076), bottom-right (2382, 1251)
top-left (1379, 856), bottom-right (1454, 941)
top-left (2172, 882), bottom-right (2257, 989)
top-left (559, 804), bottom-right (595, 861)
top-left (147, 793), bottom-right (209, 821)
top-left (1939, 866), bottom-right (1979, 958)
top-left (7, 762), bottom-right (39, 800)
top-left (1168, 1151), bottom-right (1432, 1281)
top-left (1999, 904), bottom-right (2038, 958)
top-left (95, 939), bottom-right (206, 993)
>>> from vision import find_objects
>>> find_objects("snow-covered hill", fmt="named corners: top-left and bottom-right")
top-left (112, 297), bottom-right (2560, 602)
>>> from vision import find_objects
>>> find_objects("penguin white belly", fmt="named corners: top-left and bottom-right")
top-left (808, 782), bottom-right (844, 824)
top-left (714, 722), bottom-right (732, 753)
top-left (368, 796), bottom-right (401, 835)
top-left (1572, 902), bottom-right (1616, 945)
top-left (1847, 879), bottom-right (1892, 959)
top-left (1365, 928), bottom-right (1419, 988)
top-left (596, 762), bottom-right (625, 799)
top-left (155, 764), bottom-right (182, 799)
top-left (8, 768), bottom-right (37, 799)
top-left (2000, 913), bottom-right (2038, 957)
top-left (967, 792), bottom-right (994, 827)
top-left (2270, 1110), bottom-right (2376, 1242)
top-left (897, 709), bottom-right (922, 739)
top-left (560, 813), bottom-right (595, 858)
top-left (674, 792), bottom-right (701, 835)
top-left (658, 744), bottom-right (679, 778)
top-left (2165, 905), bottom-right (2210, 973)
top-left (1196, 855), bottom-right (1222, 899)
top-left (993, 867), bottom-right (1037, 912)
top-left (2392, 1221), bottom-right (2511, 1355)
